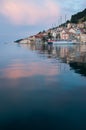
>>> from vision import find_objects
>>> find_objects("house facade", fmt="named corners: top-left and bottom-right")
top-left (80, 34), bottom-right (86, 43)
top-left (60, 29), bottom-right (69, 40)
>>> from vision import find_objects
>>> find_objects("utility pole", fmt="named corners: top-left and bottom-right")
top-left (60, 16), bottom-right (62, 25)
top-left (65, 15), bottom-right (67, 28)
top-left (65, 15), bottom-right (67, 23)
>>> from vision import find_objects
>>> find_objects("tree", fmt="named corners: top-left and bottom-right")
top-left (48, 32), bottom-right (52, 39)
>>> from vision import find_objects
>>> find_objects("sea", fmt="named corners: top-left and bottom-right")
top-left (0, 37), bottom-right (86, 130)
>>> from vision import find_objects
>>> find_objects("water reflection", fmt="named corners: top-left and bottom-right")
top-left (0, 61), bottom-right (59, 79)
top-left (0, 42), bottom-right (86, 130)
top-left (19, 42), bottom-right (86, 77)
top-left (69, 62), bottom-right (86, 76)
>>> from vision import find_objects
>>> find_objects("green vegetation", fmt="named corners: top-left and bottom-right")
top-left (48, 32), bottom-right (52, 39)
top-left (15, 39), bottom-right (23, 43)
top-left (71, 8), bottom-right (86, 23)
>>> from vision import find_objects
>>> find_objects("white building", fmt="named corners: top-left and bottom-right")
top-left (60, 29), bottom-right (69, 40)
top-left (80, 34), bottom-right (86, 43)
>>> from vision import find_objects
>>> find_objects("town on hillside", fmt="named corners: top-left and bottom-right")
top-left (16, 9), bottom-right (86, 44)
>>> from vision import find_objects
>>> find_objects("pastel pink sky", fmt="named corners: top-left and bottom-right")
top-left (0, 0), bottom-right (85, 41)
top-left (0, 0), bottom-right (60, 25)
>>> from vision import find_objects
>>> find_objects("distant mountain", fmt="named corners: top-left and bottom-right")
top-left (71, 8), bottom-right (86, 23)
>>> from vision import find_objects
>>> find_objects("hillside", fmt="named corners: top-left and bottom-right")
top-left (71, 8), bottom-right (86, 23)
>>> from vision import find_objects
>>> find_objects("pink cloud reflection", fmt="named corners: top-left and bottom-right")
top-left (1, 62), bottom-right (59, 79)
top-left (0, 0), bottom-right (60, 25)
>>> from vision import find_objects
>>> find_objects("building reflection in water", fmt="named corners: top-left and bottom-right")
top-left (19, 42), bottom-right (86, 77)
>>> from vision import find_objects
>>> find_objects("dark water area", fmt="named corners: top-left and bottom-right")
top-left (0, 41), bottom-right (86, 130)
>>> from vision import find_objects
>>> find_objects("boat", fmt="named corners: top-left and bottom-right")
top-left (53, 40), bottom-right (74, 45)
top-left (47, 39), bottom-right (75, 46)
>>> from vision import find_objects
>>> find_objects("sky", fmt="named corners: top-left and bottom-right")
top-left (0, 0), bottom-right (86, 42)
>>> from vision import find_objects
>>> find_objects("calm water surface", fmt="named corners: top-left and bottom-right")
top-left (0, 42), bottom-right (86, 130)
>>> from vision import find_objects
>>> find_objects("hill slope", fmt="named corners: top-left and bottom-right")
top-left (71, 8), bottom-right (86, 23)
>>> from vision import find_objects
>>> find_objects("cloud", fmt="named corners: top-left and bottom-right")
top-left (0, 0), bottom-right (60, 25)
top-left (0, 0), bottom-right (85, 29)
